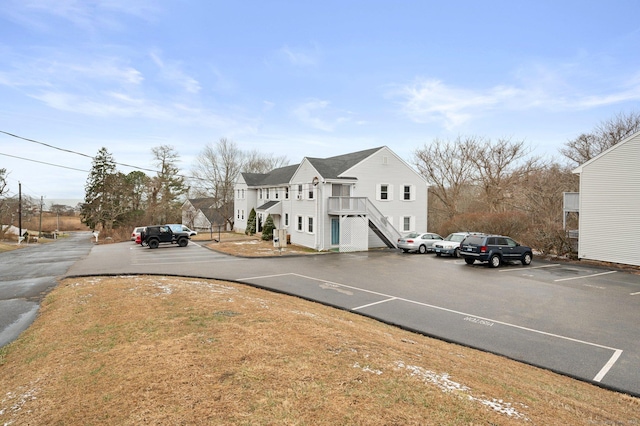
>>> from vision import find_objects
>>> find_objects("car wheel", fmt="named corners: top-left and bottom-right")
top-left (489, 254), bottom-right (501, 268)
top-left (464, 257), bottom-right (475, 265)
top-left (454, 248), bottom-right (460, 258)
top-left (522, 252), bottom-right (532, 266)
top-left (148, 239), bottom-right (159, 249)
top-left (178, 238), bottom-right (188, 247)
top-left (402, 249), bottom-right (409, 253)
top-left (418, 245), bottom-right (427, 254)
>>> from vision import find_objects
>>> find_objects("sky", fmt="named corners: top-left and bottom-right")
top-left (1, 0), bottom-right (639, 204)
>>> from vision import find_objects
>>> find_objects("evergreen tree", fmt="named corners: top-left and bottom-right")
top-left (246, 208), bottom-right (256, 235)
top-left (81, 147), bottom-right (118, 230)
top-left (261, 214), bottom-right (274, 241)
top-left (148, 145), bottom-right (187, 224)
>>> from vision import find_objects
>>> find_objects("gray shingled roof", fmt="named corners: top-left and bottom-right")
top-left (242, 164), bottom-right (299, 186)
top-left (306, 147), bottom-right (382, 179)
top-left (241, 147), bottom-right (383, 186)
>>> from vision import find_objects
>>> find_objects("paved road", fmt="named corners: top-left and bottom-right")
top-left (65, 240), bottom-right (640, 397)
top-left (0, 232), bottom-right (94, 347)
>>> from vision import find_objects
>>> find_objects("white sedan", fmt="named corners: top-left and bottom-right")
top-left (397, 232), bottom-right (443, 254)
top-left (433, 232), bottom-right (479, 258)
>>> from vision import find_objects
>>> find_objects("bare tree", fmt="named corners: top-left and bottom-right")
top-left (560, 110), bottom-right (640, 166)
top-left (190, 138), bottom-right (289, 229)
top-left (466, 138), bottom-right (542, 212)
top-left (413, 136), bottom-right (479, 218)
top-left (244, 149), bottom-right (289, 174)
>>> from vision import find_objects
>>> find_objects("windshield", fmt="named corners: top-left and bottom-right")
top-left (445, 234), bottom-right (467, 242)
top-left (404, 232), bottom-right (420, 238)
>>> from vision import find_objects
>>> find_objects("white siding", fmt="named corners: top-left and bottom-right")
top-left (289, 159), bottom-right (322, 249)
top-left (578, 133), bottom-right (640, 266)
top-left (345, 147), bottom-right (428, 233)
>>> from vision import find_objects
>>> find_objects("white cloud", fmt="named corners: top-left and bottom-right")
top-left (292, 100), bottom-right (350, 132)
top-left (277, 45), bottom-right (320, 67)
top-left (150, 50), bottom-right (201, 94)
top-left (394, 73), bottom-right (640, 130)
top-left (3, 0), bottom-right (158, 31)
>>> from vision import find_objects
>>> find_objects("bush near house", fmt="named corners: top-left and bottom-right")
top-left (261, 214), bottom-right (274, 241)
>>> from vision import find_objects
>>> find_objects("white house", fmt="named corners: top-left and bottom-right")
top-left (234, 146), bottom-right (428, 252)
top-left (572, 131), bottom-right (640, 267)
top-left (182, 198), bottom-right (231, 232)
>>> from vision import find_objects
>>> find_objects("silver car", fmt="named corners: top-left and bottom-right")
top-left (433, 232), bottom-right (483, 258)
top-left (397, 232), bottom-right (443, 254)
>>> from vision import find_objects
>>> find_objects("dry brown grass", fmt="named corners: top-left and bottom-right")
top-left (205, 232), bottom-right (319, 257)
top-left (1, 275), bottom-right (638, 425)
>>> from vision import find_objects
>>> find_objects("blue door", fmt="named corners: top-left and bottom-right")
top-left (331, 218), bottom-right (340, 245)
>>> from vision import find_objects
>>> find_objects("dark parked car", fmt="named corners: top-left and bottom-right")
top-left (459, 234), bottom-right (532, 268)
top-left (140, 225), bottom-right (190, 249)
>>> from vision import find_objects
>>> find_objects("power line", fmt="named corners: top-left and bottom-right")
top-left (0, 129), bottom-right (209, 182)
top-left (0, 152), bottom-right (89, 172)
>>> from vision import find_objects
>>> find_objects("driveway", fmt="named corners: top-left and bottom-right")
top-left (0, 232), bottom-right (94, 347)
top-left (65, 240), bottom-right (640, 397)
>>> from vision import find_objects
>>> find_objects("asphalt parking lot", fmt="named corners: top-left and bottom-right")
top-left (62, 240), bottom-right (640, 397)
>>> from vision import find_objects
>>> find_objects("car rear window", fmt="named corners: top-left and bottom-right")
top-left (463, 236), bottom-right (484, 245)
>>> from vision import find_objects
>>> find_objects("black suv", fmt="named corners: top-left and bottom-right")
top-left (140, 225), bottom-right (190, 249)
top-left (459, 234), bottom-right (532, 268)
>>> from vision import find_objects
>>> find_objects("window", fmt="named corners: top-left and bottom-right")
top-left (275, 188), bottom-right (279, 199)
top-left (237, 210), bottom-right (240, 219)
top-left (285, 187), bottom-right (289, 199)
top-left (403, 185), bottom-right (411, 200)
top-left (297, 184), bottom-right (303, 200)
top-left (296, 215), bottom-right (303, 231)
top-left (403, 216), bottom-right (411, 232)
top-left (259, 188), bottom-right (263, 199)
top-left (307, 216), bottom-right (314, 234)
top-left (285, 213), bottom-right (289, 227)
top-left (380, 184), bottom-right (388, 200)
top-left (308, 185), bottom-right (315, 200)
top-left (241, 210), bottom-right (245, 220)
top-left (266, 188), bottom-right (270, 199)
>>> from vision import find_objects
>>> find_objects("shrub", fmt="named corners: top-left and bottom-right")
top-left (246, 208), bottom-right (256, 236)
top-left (261, 214), bottom-right (274, 241)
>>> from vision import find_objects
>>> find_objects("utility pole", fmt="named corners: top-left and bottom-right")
top-left (39, 196), bottom-right (44, 238)
top-left (18, 182), bottom-right (22, 242)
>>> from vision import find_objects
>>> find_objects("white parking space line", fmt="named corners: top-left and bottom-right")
top-left (554, 270), bottom-right (617, 282)
top-left (353, 297), bottom-right (397, 310)
top-left (498, 264), bottom-right (561, 272)
top-left (594, 350), bottom-right (623, 382)
top-left (240, 272), bottom-right (623, 383)
top-left (631, 292), bottom-right (640, 296)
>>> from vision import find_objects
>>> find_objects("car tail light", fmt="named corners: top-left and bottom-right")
top-left (407, 239), bottom-right (414, 243)
top-left (480, 245), bottom-right (487, 253)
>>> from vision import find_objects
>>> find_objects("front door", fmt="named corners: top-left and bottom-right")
top-left (331, 218), bottom-right (340, 245)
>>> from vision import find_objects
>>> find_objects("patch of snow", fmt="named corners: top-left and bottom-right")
top-left (353, 362), bottom-right (383, 375)
top-left (395, 361), bottom-right (529, 420)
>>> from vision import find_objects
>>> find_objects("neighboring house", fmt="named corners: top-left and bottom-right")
top-left (1, 225), bottom-right (21, 236)
top-left (572, 131), bottom-right (640, 267)
top-left (234, 146), bottom-right (428, 252)
top-left (182, 198), bottom-right (231, 232)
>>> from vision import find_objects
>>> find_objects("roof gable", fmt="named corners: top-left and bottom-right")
top-left (573, 130), bottom-right (640, 174)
